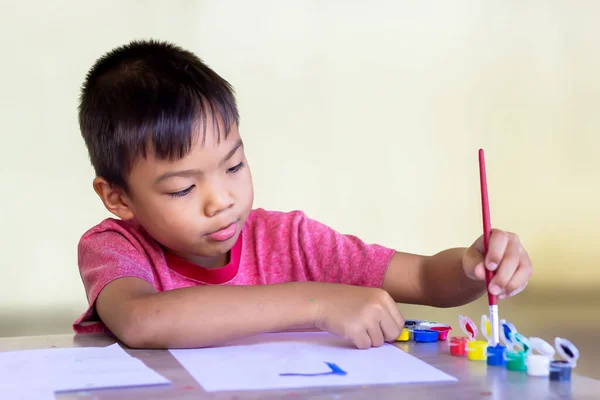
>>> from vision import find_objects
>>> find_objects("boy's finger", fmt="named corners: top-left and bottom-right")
top-left (485, 230), bottom-right (508, 271)
top-left (367, 325), bottom-right (385, 347)
top-left (501, 252), bottom-right (533, 298)
top-left (489, 238), bottom-right (520, 294)
top-left (381, 317), bottom-right (402, 342)
top-left (499, 282), bottom-right (528, 299)
top-left (351, 329), bottom-right (372, 350)
top-left (462, 245), bottom-right (484, 280)
top-left (384, 295), bottom-right (405, 330)
top-left (474, 262), bottom-right (486, 280)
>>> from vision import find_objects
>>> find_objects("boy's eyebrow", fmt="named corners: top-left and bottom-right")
top-left (222, 139), bottom-right (244, 164)
top-left (153, 139), bottom-right (244, 184)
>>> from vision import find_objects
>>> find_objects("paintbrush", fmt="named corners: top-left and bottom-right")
top-left (478, 149), bottom-right (499, 346)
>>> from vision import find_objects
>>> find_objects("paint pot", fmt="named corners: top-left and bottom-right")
top-left (526, 337), bottom-right (556, 377)
top-left (430, 326), bottom-right (452, 341)
top-left (506, 350), bottom-right (528, 371)
top-left (480, 315), bottom-right (505, 366)
top-left (550, 361), bottom-right (572, 381)
top-left (396, 328), bottom-right (410, 342)
top-left (504, 333), bottom-right (531, 372)
top-left (413, 329), bottom-right (438, 343)
top-left (450, 337), bottom-right (469, 356)
top-left (467, 340), bottom-right (488, 361)
top-left (527, 355), bottom-right (551, 376)
top-left (549, 337), bottom-right (580, 382)
top-left (451, 315), bottom-right (478, 357)
top-left (486, 344), bottom-right (506, 366)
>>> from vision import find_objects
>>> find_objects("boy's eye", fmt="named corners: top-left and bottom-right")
top-left (227, 162), bottom-right (244, 173)
top-left (168, 185), bottom-right (194, 197)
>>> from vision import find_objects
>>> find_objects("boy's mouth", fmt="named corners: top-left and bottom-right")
top-left (205, 221), bottom-right (238, 242)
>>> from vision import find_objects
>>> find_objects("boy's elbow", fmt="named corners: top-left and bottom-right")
top-left (117, 324), bottom-right (157, 349)
top-left (108, 302), bottom-right (164, 349)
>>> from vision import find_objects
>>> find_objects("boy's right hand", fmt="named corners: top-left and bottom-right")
top-left (312, 284), bottom-right (404, 349)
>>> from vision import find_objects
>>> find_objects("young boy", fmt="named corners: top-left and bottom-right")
top-left (73, 39), bottom-right (533, 350)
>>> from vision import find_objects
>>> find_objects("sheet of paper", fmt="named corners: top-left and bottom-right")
top-left (170, 332), bottom-right (457, 392)
top-left (0, 343), bottom-right (170, 398)
top-left (0, 383), bottom-right (55, 400)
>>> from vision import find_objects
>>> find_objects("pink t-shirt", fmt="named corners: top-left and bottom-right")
top-left (73, 208), bottom-right (395, 333)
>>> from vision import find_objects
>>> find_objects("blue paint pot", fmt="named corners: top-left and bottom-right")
top-left (486, 344), bottom-right (506, 366)
top-left (413, 329), bottom-right (438, 343)
top-left (549, 361), bottom-right (572, 382)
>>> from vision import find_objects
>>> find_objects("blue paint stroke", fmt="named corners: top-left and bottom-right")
top-left (279, 362), bottom-right (348, 377)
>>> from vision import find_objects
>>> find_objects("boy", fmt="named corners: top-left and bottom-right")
top-left (73, 39), bottom-right (532, 349)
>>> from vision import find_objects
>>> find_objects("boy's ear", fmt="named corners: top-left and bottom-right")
top-left (93, 177), bottom-right (135, 220)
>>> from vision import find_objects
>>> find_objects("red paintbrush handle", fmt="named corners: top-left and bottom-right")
top-left (479, 149), bottom-right (497, 306)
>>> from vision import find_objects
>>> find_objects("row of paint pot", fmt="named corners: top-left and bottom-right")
top-left (451, 314), bottom-right (580, 381)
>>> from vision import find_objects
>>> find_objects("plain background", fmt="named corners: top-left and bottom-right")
top-left (1, 0), bottom-right (598, 337)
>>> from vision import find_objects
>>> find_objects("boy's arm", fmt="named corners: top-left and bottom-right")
top-left (96, 277), bottom-right (404, 349)
top-left (382, 230), bottom-right (532, 307)
top-left (97, 278), bottom-right (316, 348)
top-left (382, 249), bottom-right (485, 308)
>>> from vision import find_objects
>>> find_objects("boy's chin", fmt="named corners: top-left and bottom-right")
top-left (194, 240), bottom-right (237, 257)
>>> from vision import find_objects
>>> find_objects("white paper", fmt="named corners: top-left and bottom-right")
top-left (170, 332), bottom-right (457, 392)
top-left (0, 383), bottom-right (55, 400)
top-left (0, 343), bottom-right (170, 399)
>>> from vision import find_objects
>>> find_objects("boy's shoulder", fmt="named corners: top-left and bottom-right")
top-left (79, 217), bottom-right (145, 241)
top-left (81, 216), bottom-right (139, 235)
top-left (77, 217), bottom-right (159, 257)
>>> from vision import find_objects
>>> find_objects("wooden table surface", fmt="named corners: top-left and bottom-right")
top-left (2, 288), bottom-right (598, 399)
top-left (0, 331), bottom-right (598, 400)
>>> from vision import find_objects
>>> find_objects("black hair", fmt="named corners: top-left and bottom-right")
top-left (78, 39), bottom-right (239, 189)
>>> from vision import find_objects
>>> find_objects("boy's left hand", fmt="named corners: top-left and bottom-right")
top-left (462, 229), bottom-right (533, 299)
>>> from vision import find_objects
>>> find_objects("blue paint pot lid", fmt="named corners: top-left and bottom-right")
top-left (500, 319), bottom-right (518, 349)
top-left (555, 337), bottom-right (580, 367)
top-left (528, 337), bottom-right (556, 358)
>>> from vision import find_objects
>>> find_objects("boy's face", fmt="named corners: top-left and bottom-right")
top-left (117, 118), bottom-right (253, 268)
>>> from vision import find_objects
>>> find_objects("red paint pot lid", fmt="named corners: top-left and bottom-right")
top-left (459, 314), bottom-right (477, 341)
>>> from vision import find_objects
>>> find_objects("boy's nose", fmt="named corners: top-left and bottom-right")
top-left (203, 180), bottom-right (233, 217)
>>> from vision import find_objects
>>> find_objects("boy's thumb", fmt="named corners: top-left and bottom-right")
top-left (462, 246), bottom-right (485, 281)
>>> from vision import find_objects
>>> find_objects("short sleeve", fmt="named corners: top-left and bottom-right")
top-left (293, 211), bottom-right (396, 288)
top-left (72, 222), bottom-right (158, 333)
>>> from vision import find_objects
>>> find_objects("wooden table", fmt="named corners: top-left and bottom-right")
top-left (1, 332), bottom-right (598, 400)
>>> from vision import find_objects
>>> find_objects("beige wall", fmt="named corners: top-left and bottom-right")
top-left (1, 1), bottom-right (598, 337)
